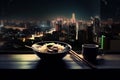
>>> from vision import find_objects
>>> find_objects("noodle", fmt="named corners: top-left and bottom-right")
top-left (32, 43), bottom-right (65, 53)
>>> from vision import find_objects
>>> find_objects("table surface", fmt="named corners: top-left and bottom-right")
top-left (0, 53), bottom-right (120, 69)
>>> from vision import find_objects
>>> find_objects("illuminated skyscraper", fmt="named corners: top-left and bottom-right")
top-left (76, 22), bottom-right (79, 40)
top-left (70, 13), bottom-right (79, 40)
top-left (71, 13), bottom-right (76, 23)
top-left (72, 13), bottom-right (75, 19)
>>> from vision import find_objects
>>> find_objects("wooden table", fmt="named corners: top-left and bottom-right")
top-left (0, 53), bottom-right (120, 69)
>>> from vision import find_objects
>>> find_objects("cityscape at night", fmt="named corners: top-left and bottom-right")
top-left (0, 0), bottom-right (120, 52)
top-left (0, 0), bottom-right (100, 51)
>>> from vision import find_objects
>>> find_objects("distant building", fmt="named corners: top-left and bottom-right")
top-left (86, 25), bottom-right (94, 43)
top-left (0, 20), bottom-right (4, 27)
top-left (55, 20), bottom-right (63, 32)
top-left (93, 16), bottom-right (101, 34)
top-left (93, 16), bottom-right (101, 43)
top-left (78, 30), bottom-right (87, 44)
top-left (68, 23), bottom-right (76, 42)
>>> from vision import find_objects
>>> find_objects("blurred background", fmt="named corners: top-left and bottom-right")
top-left (0, 0), bottom-right (120, 53)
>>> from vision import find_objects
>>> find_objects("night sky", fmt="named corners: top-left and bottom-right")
top-left (0, 0), bottom-right (100, 20)
top-left (101, 0), bottom-right (120, 20)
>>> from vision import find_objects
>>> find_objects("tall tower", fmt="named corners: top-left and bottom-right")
top-left (76, 22), bottom-right (79, 40)
top-left (71, 13), bottom-right (76, 23)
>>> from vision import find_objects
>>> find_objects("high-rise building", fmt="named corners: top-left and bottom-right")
top-left (76, 22), bottom-right (79, 40)
top-left (71, 13), bottom-right (76, 23)
top-left (68, 23), bottom-right (76, 42)
top-left (78, 30), bottom-right (87, 44)
top-left (93, 16), bottom-right (101, 34)
top-left (86, 25), bottom-right (94, 43)
top-left (93, 16), bottom-right (101, 43)
top-left (55, 23), bottom-right (62, 32)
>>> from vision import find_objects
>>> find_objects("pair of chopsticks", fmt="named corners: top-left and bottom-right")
top-left (69, 50), bottom-right (97, 69)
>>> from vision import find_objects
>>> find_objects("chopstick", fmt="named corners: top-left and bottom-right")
top-left (69, 50), bottom-right (97, 69)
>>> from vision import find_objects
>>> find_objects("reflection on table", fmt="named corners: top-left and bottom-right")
top-left (0, 53), bottom-right (120, 69)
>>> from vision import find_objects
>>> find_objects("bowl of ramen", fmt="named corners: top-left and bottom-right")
top-left (31, 41), bottom-right (72, 60)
